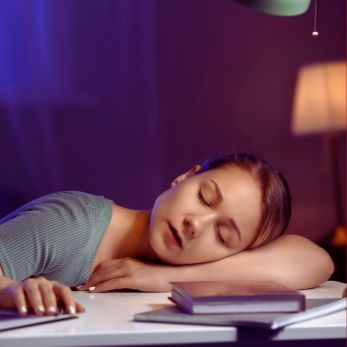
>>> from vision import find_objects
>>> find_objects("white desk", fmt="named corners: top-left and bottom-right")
top-left (0, 281), bottom-right (345, 347)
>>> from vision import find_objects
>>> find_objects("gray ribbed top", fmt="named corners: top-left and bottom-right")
top-left (0, 191), bottom-right (113, 287)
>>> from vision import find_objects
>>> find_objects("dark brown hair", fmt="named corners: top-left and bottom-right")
top-left (197, 153), bottom-right (291, 248)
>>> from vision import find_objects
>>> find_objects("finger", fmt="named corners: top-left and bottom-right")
top-left (12, 285), bottom-right (29, 316)
top-left (53, 283), bottom-right (77, 314)
top-left (39, 283), bottom-right (58, 315)
top-left (76, 302), bottom-right (86, 313)
top-left (23, 280), bottom-right (45, 316)
top-left (88, 277), bottom-right (131, 293)
top-left (82, 267), bottom-right (120, 289)
top-left (79, 268), bottom-right (126, 290)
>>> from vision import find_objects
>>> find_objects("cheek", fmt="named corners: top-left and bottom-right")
top-left (151, 188), bottom-right (175, 216)
top-left (149, 192), bottom-right (171, 234)
top-left (148, 191), bottom-right (177, 261)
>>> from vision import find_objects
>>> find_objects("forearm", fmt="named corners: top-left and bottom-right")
top-left (166, 234), bottom-right (334, 290)
top-left (78, 235), bottom-right (334, 293)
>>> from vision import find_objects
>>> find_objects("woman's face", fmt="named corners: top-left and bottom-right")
top-left (149, 165), bottom-right (262, 265)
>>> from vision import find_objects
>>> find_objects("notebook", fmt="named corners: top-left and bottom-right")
top-left (134, 298), bottom-right (346, 330)
top-left (0, 310), bottom-right (78, 332)
top-left (170, 280), bottom-right (305, 314)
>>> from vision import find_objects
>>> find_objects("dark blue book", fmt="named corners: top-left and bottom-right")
top-left (169, 280), bottom-right (305, 314)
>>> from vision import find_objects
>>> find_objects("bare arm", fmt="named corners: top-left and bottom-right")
top-left (170, 234), bottom-right (334, 289)
top-left (80, 234), bottom-right (334, 292)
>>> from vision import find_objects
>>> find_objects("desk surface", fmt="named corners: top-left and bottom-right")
top-left (0, 281), bottom-right (345, 347)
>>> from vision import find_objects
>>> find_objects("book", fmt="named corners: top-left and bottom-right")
top-left (134, 298), bottom-right (346, 330)
top-left (0, 310), bottom-right (77, 332)
top-left (169, 281), bottom-right (305, 314)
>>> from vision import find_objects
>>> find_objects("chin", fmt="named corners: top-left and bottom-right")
top-left (157, 254), bottom-right (181, 265)
top-left (154, 248), bottom-right (200, 265)
top-left (150, 242), bottom-right (184, 265)
top-left (151, 242), bottom-right (180, 264)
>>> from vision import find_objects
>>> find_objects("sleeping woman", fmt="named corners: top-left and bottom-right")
top-left (0, 153), bottom-right (334, 316)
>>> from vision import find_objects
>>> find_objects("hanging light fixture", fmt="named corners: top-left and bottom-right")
top-left (234, 0), bottom-right (311, 16)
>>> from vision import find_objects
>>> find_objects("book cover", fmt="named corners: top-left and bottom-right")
top-left (134, 298), bottom-right (346, 330)
top-left (0, 311), bottom-right (77, 332)
top-left (170, 280), bottom-right (305, 314)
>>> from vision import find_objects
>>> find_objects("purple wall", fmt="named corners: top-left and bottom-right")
top-left (0, 0), bottom-right (345, 242)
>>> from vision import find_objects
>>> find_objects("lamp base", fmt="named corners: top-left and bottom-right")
top-left (329, 225), bottom-right (347, 248)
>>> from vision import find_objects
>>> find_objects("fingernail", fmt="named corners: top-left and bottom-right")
top-left (68, 306), bottom-right (76, 314)
top-left (37, 305), bottom-right (45, 313)
top-left (19, 305), bottom-right (28, 314)
top-left (76, 285), bottom-right (83, 290)
top-left (88, 286), bottom-right (96, 291)
top-left (47, 306), bottom-right (56, 314)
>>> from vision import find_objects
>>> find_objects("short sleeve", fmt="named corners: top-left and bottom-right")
top-left (0, 191), bottom-right (111, 285)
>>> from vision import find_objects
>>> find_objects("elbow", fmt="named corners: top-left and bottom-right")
top-left (299, 246), bottom-right (335, 289)
top-left (318, 248), bottom-right (335, 283)
top-left (276, 235), bottom-right (335, 290)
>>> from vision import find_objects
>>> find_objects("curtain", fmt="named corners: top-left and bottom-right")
top-left (0, 0), bottom-right (161, 213)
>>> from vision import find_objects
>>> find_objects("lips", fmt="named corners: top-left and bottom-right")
top-left (169, 223), bottom-right (183, 248)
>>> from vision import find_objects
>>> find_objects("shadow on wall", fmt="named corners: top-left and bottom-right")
top-left (0, 188), bottom-right (26, 219)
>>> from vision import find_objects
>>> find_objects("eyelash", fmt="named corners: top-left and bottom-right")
top-left (198, 190), bottom-right (210, 207)
top-left (215, 225), bottom-right (226, 245)
top-left (199, 190), bottom-right (226, 246)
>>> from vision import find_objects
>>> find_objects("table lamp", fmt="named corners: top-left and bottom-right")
top-left (234, 0), bottom-right (311, 16)
top-left (292, 61), bottom-right (346, 248)
top-left (234, 0), bottom-right (320, 37)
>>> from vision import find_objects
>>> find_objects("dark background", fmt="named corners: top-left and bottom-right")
top-left (0, 0), bottom-right (345, 279)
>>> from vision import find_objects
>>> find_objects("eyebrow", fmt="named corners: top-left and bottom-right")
top-left (210, 179), bottom-right (242, 242)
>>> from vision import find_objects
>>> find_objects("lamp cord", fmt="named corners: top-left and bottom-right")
top-left (312, 0), bottom-right (319, 37)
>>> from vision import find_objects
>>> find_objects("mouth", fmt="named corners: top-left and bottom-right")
top-left (169, 223), bottom-right (183, 249)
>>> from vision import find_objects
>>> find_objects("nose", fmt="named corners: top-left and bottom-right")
top-left (183, 212), bottom-right (216, 240)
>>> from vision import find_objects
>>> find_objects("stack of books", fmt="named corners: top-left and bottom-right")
top-left (134, 280), bottom-right (346, 330)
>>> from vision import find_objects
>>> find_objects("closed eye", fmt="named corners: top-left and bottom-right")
top-left (215, 225), bottom-right (227, 246)
top-left (198, 190), bottom-right (210, 207)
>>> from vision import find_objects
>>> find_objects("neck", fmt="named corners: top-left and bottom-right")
top-left (110, 205), bottom-right (159, 262)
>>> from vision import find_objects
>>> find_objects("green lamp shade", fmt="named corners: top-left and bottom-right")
top-left (235, 0), bottom-right (311, 16)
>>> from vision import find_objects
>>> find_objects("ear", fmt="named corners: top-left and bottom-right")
top-left (171, 165), bottom-right (202, 187)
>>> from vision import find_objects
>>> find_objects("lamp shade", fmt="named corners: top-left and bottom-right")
top-left (235, 0), bottom-right (311, 16)
top-left (292, 61), bottom-right (346, 135)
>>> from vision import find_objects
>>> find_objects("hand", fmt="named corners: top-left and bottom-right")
top-left (78, 257), bottom-right (173, 293)
top-left (0, 277), bottom-right (85, 316)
